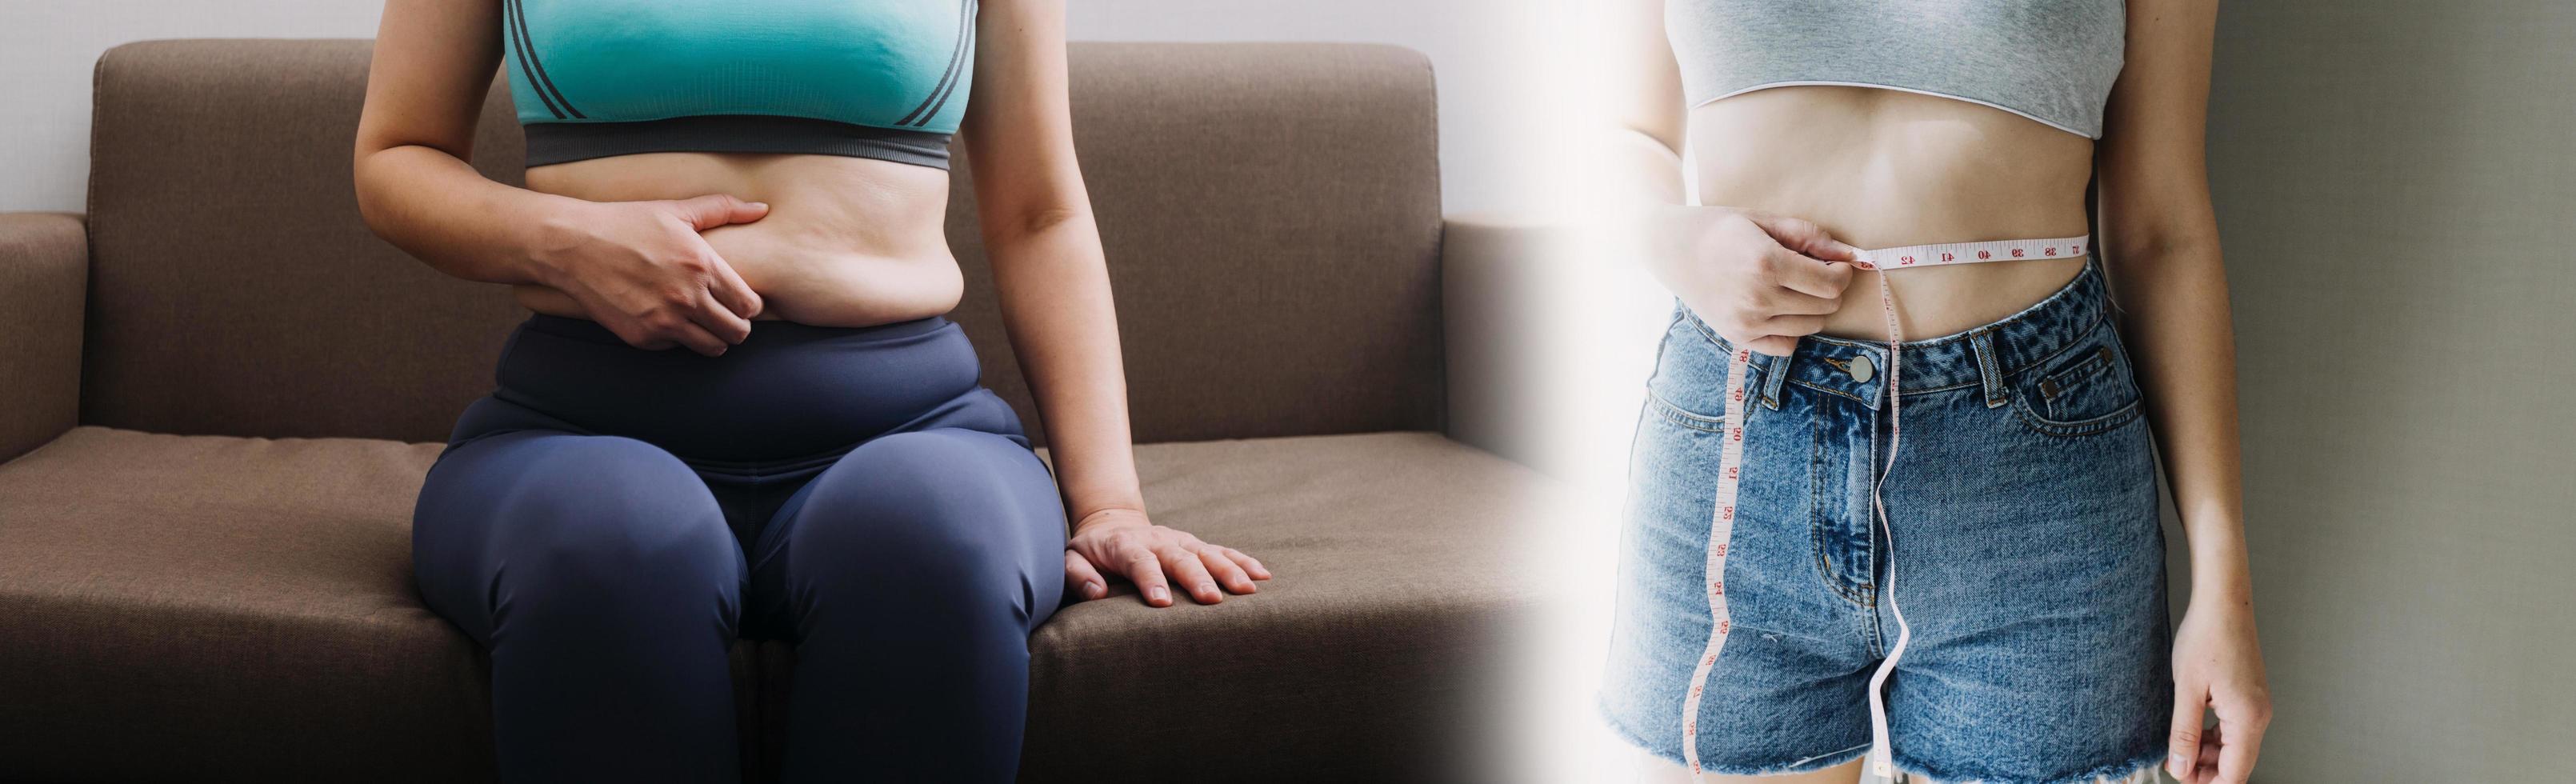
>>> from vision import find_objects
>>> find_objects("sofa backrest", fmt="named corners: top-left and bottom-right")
top-left (79, 39), bottom-right (1443, 446)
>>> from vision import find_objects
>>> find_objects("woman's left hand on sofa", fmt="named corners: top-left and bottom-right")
top-left (1063, 509), bottom-right (1271, 607)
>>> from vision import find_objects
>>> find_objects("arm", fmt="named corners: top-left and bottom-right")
top-left (1442, 214), bottom-right (1580, 471)
top-left (352, 0), bottom-right (766, 355)
top-left (2094, 0), bottom-right (2273, 781)
top-left (0, 213), bottom-right (86, 463)
top-left (351, 0), bottom-right (564, 287)
top-left (1600, 0), bottom-right (1690, 208)
top-left (959, 0), bottom-right (1266, 608)
top-left (1598, 0), bottom-right (1854, 356)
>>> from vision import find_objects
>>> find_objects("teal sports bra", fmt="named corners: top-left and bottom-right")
top-left (498, 0), bottom-right (978, 169)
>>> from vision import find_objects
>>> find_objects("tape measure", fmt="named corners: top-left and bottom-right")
top-left (1677, 235), bottom-right (2090, 780)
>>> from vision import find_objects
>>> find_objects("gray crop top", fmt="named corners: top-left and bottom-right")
top-left (1667, 0), bottom-right (2126, 138)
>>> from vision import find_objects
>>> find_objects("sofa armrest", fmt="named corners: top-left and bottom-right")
top-left (1441, 213), bottom-right (1579, 472)
top-left (0, 212), bottom-right (87, 462)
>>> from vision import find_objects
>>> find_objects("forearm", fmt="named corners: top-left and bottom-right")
top-left (2104, 242), bottom-right (2250, 603)
top-left (986, 214), bottom-right (1144, 527)
top-left (353, 143), bottom-right (586, 286)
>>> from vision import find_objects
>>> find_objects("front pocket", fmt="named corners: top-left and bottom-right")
top-left (1643, 307), bottom-right (1758, 427)
top-left (2010, 390), bottom-right (2144, 438)
top-left (1647, 390), bottom-right (1732, 433)
top-left (2011, 332), bottom-right (2146, 438)
top-left (2038, 344), bottom-right (2122, 420)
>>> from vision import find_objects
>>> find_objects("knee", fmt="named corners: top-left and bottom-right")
top-left (496, 438), bottom-right (741, 619)
top-left (792, 431), bottom-right (1054, 608)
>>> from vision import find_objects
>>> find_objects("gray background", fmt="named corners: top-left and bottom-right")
top-left (2194, 0), bottom-right (2574, 781)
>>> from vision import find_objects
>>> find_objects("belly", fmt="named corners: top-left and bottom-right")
top-left (1688, 86), bottom-right (2097, 339)
top-left (517, 151), bottom-right (962, 328)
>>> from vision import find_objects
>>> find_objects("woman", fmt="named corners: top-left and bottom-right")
top-left (351, 1), bottom-right (1269, 780)
top-left (1594, 1), bottom-right (2269, 782)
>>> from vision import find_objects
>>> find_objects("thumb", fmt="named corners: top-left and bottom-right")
top-left (2168, 686), bottom-right (2208, 779)
top-left (1741, 211), bottom-right (1862, 262)
top-left (670, 194), bottom-right (770, 231)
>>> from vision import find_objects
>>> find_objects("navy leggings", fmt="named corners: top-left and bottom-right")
top-left (412, 314), bottom-right (1067, 783)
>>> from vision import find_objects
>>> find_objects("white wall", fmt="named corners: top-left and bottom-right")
top-left (0, 2), bottom-right (389, 214)
top-left (0, 0), bottom-right (1546, 215)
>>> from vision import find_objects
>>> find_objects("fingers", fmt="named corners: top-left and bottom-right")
top-left (2192, 722), bottom-right (2226, 784)
top-left (1770, 250), bottom-right (1858, 300)
top-left (1063, 550), bottom-right (1108, 602)
top-left (2212, 703), bottom-right (2267, 784)
top-left (1738, 318), bottom-right (1819, 358)
top-left (704, 253), bottom-right (763, 320)
top-left (1757, 314), bottom-right (1827, 340)
top-left (1754, 283), bottom-right (1842, 317)
top-left (667, 320), bottom-right (733, 357)
top-left (1159, 547), bottom-right (1224, 605)
top-left (670, 194), bottom-right (771, 231)
top-left (1118, 550), bottom-right (1173, 607)
top-left (1698, 296), bottom-right (1834, 358)
top-left (616, 296), bottom-right (741, 356)
top-left (2167, 686), bottom-right (2207, 781)
top-left (611, 312), bottom-right (730, 357)
top-left (1071, 523), bottom-right (1271, 608)
top-left (1739, 211), bottom-right (1862, 262)
top-left (684, 288), bottom-right (755, 346)
top-left (1194, 545), bottom-right (1258, 594)
top-left (1743, 334), bottom-right (1800, 357)
top-left (1217, 546), bottom-right (1272, 580)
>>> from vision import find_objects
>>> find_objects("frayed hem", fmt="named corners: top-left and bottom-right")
top-left (1893, 747), bottom-right (2167, 784)
top-left (1594, 696), bottom-right (1873, 777)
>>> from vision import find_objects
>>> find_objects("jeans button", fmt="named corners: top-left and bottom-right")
top-left (1848, 354), bottom-right (1875, 383)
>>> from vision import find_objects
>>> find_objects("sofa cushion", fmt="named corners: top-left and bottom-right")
top-left (0, 428), bottom-right (1542, 782)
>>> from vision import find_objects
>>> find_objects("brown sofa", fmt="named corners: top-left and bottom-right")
top-left (0, 39), bottom-right (1559, 782)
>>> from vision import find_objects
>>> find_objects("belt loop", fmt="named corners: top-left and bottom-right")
top-left (1759, 338), bottom-right (1795, 410)
top-left (1970, 328), bottom-right (2010, 409)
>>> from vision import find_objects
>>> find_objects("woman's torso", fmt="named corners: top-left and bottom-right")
top-left (1670, 0), bottom-right (2122, 339)
top-left (518, 154), bottom-right (962, 327)
top-left (501, 0), bottom-right (978, 328)
top-left (1688, 87), bottom-right (2094, 339)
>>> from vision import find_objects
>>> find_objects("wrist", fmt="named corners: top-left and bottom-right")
top-left (2186, 552), bottom-right (2254, 610)
top-left (1069, 503), bottom-right (1149, 534)
top-left (2186, 577), bottom-right (2255, 614)
top-left (516, 198), bottom-right (596, 288)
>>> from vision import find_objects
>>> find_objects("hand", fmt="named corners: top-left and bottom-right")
top-left (1062, 508), bottom-right (1271, 607)
top-left (2168, 596), bottom-right (2272, 783)
top-left (1644, 206), bottom-right (1861, 356)
top-left (528, 194), bottom-right (771, 356)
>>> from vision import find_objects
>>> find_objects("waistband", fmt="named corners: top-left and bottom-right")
top-left (1686, 254), bottom-right (2111, 411)
top-left (465, 314), bottom-right (1013, 463)
top-left (518, 311), bottom-right (957, 348)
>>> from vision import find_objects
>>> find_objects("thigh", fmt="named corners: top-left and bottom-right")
top-left (1602, 314), bottom-right (1878, 774)
top-left (411, 426), bottom-right (742, 642)
top-left (744, 427), bottom-right (1067, 634)
top-left (1878, 358), bottom-right (2170, 781)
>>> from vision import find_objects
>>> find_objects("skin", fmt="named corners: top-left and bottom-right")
top-left (353, 0), bottom-right (1269, 612)
top-left (1602, 1), bottom-right (2270, 782)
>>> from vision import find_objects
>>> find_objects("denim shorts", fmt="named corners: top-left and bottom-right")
top-left (1598, 258), bottom-right (2173, 783)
